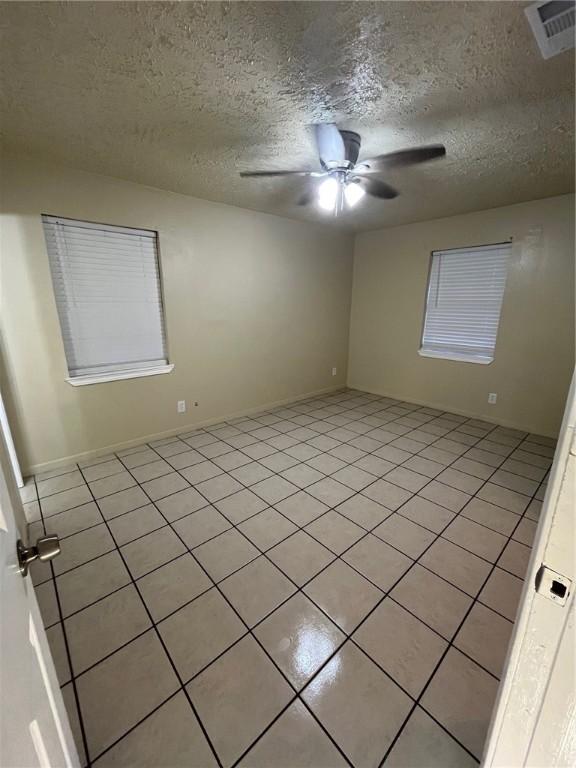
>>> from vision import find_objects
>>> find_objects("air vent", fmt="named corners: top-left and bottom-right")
top-left (525, 1), bottom-right (575, 59)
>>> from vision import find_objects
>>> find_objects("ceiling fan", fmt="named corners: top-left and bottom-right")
top-left (239, 124), bottom-right (446, 213)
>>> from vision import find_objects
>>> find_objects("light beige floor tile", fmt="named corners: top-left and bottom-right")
top-left (121, 526), bottom-right (186, 579)
top-left (268, 531), bottom-right (335, 586)
top-left (46, 623), bottom-right (71, 685)
top-left (442, 516), bottom-right (507, 562)
top-left (36, 580), bottom-right (59, 626)
top-left (244, 442), bottom-right (281, 460)
top-left (391, 564), bottom-right (472, 639)
top-left (420, 537), bottom-right (492, 596)
top-left (362, 479), bottom-right (413, 511)
top-left (53, 524), bottom-right (116, 576)
top-left (23, 500), bottom-right (42, 523)
top-left (155, 486), bottom-right (209, 522)
top-left (131, 460), bottom-right (172, 484)
top-left (476, 482), bottom-right (531, 514)
top-left (83, 459), bottom-right (126, 482)
top-left (141, 472), bottom-right (189, 501)
top-left (421, 648), bottom-right (498, 759)
top-left (94, 692), bottom-right (218, 768)
top-left (259, 451), bottom-right (300, 472)
top-left (398, 496), bottom-right (454, 533)
top-left (460, 497), bottom-right (520, 536)
top-left (490, 469), bottom-right (539, 496)
top-left (513, 517), bottom-right (538, 546)
top-left (499, 539), bottom-right (531, 578)
top-left (354, 455), bottom-right (396, 477)
top-left (330, 465), bottom-right (376, 491)
top-left (214, 450), bottom-right (257, 472)
top-left (343, 535), bottom-right (412, 591)
top-left (451, 457), bottom-right (495, 480)
top-left (502, 458), bottom-right (548, 480)
top-left (153, 439), bottom-right (189, 456)
top-left (374, 445), bottom-right (413, 465)
top-left (280, 463), bottom-right (325, 489)
top-left (354, 598), bottom-right (447, 697)
top-left (76, 630), bottom-right (179, 759)
top-left (215, 489), bottom-right (268, 523)
top-left (403, 456), bottom-right (445, 479)
top-left (108, 504), bottom-right (165, 546)
top-left (305, 477), bottom-right (356, 507)
top-left (57, 550), bottom-right (131, 617)
top-left (89, 472), bottom-right (136, 499)
top-left (418, 481), bottom-right (470, 512)
top-left (274, 491), bottom-right (329, 526)
top-left (172, 505), bottom-right (231, 548)
top-left (188, 635), bottom-right (293, 767)
top-left (121, 449), bottom-right (161, 469)
top-left (335, 494), bottom-right (392, 530)
top-left (305, 510), bottom-right (365, 555)
top-left (167, 449), bottom-right (206, 470)
top-left (435, 467), bottom-right (484, 495)
top-left (194, 529), bottom-right (259, 582)
top-left (229, 461), bottom-right (274, 486)
top-left (37, 470), bottom-right (85, 499)
top-left (384, 467), bottom-right (429, 493)
top-left (238, 508), bottom-right (297, 551)
top-left (302, 642), bottom-right (411, 767)
top-left (251, 475), bottom-right (300, 505)
top-left (43, 502), bottom-right (103, 540)
top-left (306, 453), bottom-right (347, 475)
top-left (98, 487), bottom-right (150, 520)
top-left (462, 448), bottom-right (503, 468)
top-left (454, 602), bottom-right (513, 678)
top-left (20, 477), bottom-right (38, 504)
top-left (385, 706), bottom-right (477, 768)
top-left (304, 560), bottom-right (382, 633)
top-left (195, 474), bottom-right (244, 502)
top-left (525, 498), bottom-right (542, 522)
top-left (372, 513), bottom-right (435, 559)
top-left (479, 567), bottom-right (524, 621)
top-left (255, 593), bottom-right (345, 689)
top-left (159, 587), bottom-right (246, 680)
top-left (61, 683), bottom-right (87, 767)
top-left (66, 584), bottom-right (151, 674)
top-left (37, 462), bottom-right (80, 481)
top-left (220, 556), bottom-right (296, 627)
top-left (41, 485), bottom-right (93, 517)
top-left (138, 553), bottom-right (212, 621)
top-left (238, 699), bottom-right (347, 768)
top-left (180, 460), bottom-right (224, 485)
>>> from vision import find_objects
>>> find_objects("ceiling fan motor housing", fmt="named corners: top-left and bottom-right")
top-left (339, 130), bottom-right (361, 167)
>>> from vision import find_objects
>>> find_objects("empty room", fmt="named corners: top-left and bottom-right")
top-left (1, 2), bottom-right (575, 767)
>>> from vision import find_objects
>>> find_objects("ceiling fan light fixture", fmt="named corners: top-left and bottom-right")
top-left (318, 177), bottom-right (339, 212)
top-left (344, 181), bottom-right (365, 208)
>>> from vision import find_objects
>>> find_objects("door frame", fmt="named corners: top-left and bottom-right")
top-left (483, 372), bottom-right (575, 766)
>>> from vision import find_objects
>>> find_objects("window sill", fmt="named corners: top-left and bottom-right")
top-left (66, 364), bottom-right (174, 386)
top-left (418, 349), bottom-right (493, 365)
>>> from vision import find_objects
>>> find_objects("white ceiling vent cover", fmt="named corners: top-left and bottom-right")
top-left (525, 1), bottom-right (575, 59)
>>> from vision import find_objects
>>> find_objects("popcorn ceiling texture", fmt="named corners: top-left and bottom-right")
top-left (1, 1), bottom-right (573, 232)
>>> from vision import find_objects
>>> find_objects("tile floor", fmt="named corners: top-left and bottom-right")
top-left (22, 389), bottom-right (553, 768)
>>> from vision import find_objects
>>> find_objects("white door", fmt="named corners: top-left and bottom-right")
top-left (483, 373), bottom-right (576, 767)
top-left (0, 424), bottom-right (79, 767)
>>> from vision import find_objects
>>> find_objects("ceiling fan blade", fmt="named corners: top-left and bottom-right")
top-left (240, 170), bottom-right (319, 178)
top-left (355, 176), bottom-right (399, 199)
top-left (314, 124), bottom-right (346, 168)
top-left (356, 144), bottom-right (446, 172)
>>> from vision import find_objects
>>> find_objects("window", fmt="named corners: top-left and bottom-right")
top-left (419, 242), bottom-right (511, 364)
top-left (42, 215), bottom-right (172, 385)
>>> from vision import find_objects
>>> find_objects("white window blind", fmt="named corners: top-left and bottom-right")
top-left (420, 242), bottom-right (511, 364)
top-left (42, 215), bottom-right (169, 381)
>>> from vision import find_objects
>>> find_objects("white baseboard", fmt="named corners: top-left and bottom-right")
top-left (347, 383), bottom-right (558, 439)
top-left (25, 384), bottom-right (345, 476)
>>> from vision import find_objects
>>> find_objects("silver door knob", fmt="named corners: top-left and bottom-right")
top-left (17, 535), bottom-right (60, 577)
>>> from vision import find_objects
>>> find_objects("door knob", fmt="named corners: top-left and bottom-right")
top-left (17, 535), bottom-right (61, 577)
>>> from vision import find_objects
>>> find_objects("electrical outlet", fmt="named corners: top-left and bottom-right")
top-left (488, 393), bottom-right (497, 405)
top-left (332, 367), bottom-right (337, 376)
top-left (177, 400), bottom-right (186, 413)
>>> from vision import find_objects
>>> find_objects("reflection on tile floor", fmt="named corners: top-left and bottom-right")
top-left (23, 389), bottom-right (553, 767)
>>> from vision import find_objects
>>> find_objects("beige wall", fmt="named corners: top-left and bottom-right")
top-left (348, 195), bottom-right (575, 437)
top-left (1, 154), bottom-right (354, 472)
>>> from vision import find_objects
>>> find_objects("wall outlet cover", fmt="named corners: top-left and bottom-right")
top-left (488, 393), bottom-right (497, 405)
top-left (332, 367), bottom-right (337, 376)
top-left (177, 400), bottom-right (186, 413)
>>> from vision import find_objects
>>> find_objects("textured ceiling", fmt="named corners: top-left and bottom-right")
top-left (1, 1), bottom-right (574, 232)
